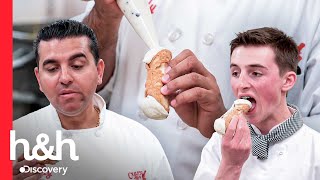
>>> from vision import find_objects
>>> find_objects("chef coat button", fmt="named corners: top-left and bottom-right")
top-left (202, 33), bottom-right (214, 45)
top-left (168, 28), bottom-right (182, 42)
top-left (177, 119), bottom-right (188, 130)
top-left (95, 130), bottom-right (103, 137)
top-left (62, 131), bottom-right (72, 138)
top-left (277, 145), bottom-right (286, 156)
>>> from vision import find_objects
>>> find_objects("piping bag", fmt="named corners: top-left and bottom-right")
top-left (117, 0), bottom-right (171, 119)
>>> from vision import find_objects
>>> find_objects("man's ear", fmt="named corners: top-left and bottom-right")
top-left (282, 71), bottom-right (297, 92)
top-left (97, 59), bottom-right (105, 85)
top-left (34, 67), bottom-right (43, 92)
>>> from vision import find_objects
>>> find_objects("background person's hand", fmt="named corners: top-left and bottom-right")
top-left (91, 0), bottom-right (123, 20)
top-left (161, 49), bottom-right (226, 138)
top-left (84, 0), bottom-right (124, 91)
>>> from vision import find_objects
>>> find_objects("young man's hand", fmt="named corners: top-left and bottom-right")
top-left (215, 114), bottom-right (251, 180)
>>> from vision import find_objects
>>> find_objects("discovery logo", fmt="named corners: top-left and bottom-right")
top-left (20, 165), bottom-right (68, 176)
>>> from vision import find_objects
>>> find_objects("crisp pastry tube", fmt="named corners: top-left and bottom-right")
top-left (140, 48), bottom-right (172, 120)
top-left (214, 99), bottom-right (252, 135)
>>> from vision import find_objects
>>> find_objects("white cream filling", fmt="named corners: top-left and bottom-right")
top-left (139, 95), bottom-right (168, 120)
top-left (143, 47), bottom-right (166, 64)
top-left (234, 99), bottom-right (252, 108)
top-left (214, 118), bottom-right (226, 135)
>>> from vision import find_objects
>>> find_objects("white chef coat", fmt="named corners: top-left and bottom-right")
top-left (13, 94), bottom-right (173, 180)
top-left (80, 1), bottom-right (320, 179)
top-left (194, 124), bottom-right (320, 180)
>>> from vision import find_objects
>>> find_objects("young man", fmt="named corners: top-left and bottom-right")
top-left (13, 20), bottom-right (173, 180)
top-left (194, 27), bottom-right (320, 180)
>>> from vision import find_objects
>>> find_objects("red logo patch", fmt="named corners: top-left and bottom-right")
top-left (128, 170), bottom-right (147, 180)
top-left (148, 0), bottom-right (157, 14)
top-left (297, 43), bottom-right (305, 61)
top-left (43, 172), bottom-right (52, 179)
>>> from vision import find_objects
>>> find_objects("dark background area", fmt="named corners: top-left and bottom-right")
top-left (13, 24), bottom-right (49, 120)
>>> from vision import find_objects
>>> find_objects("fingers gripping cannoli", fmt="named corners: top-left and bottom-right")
top-left (214, 99), bottom-right (252, 135)
top-left (140, 49), bottom-right (172, 120)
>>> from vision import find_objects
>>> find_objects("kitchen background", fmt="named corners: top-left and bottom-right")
top-left (13, 0), bottom-right (88, 119)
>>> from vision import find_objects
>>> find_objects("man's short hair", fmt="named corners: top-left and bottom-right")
top-left (230, 27), bottom-right (300, 75)
top-left (33, 19), bottom-right (99, 66)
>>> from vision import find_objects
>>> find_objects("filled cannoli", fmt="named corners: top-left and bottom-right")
top-left (214, 99), bottom-right (252, 135)
top-left (140, 48), bottom-right (172, 120)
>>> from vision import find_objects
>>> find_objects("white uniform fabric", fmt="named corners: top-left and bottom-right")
top-left (13, 94), bottom-right (173, 180)
top-left (81, 1), bottom-right (320, 179)
top-left (194, 124), bottom-right (320, 180)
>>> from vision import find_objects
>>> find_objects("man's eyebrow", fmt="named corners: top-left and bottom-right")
top-left (230, 63), bottom-right (267, 69)
top-left (42, 59), bottom-right (57, 67)
top-left (69, 53), bottom-right (87, 61)
top-left (247, 64), bottom-right (267, 69)
top-left (230, 63), bottom-right (238, 68)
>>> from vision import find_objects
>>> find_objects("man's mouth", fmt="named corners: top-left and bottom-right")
top-left (240, 96), bottom-right (256, 112)
top-left (59, 89), bottom-right (77, 96)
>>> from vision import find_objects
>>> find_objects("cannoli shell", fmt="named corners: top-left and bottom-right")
top-left (145, 49), bottom-right (172, 112)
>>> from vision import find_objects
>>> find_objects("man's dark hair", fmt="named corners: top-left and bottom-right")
top-left (230, 27), bottom-right (299, 75)
top-left (33, 19), bottom-right (99, 66)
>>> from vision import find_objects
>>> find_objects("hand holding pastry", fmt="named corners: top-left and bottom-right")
top-left (214, 99), bottom-right (252, 135)
top-left (161, 49), bottom-right (226, 138)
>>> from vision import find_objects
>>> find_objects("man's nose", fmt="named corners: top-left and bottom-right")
top-left (238, 74), bottom-right (250, 90)
top-left (59, 68), bottom-right (73, 85)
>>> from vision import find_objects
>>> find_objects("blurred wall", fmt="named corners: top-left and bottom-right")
top-left (13, 0), bottom-right (88, 24)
